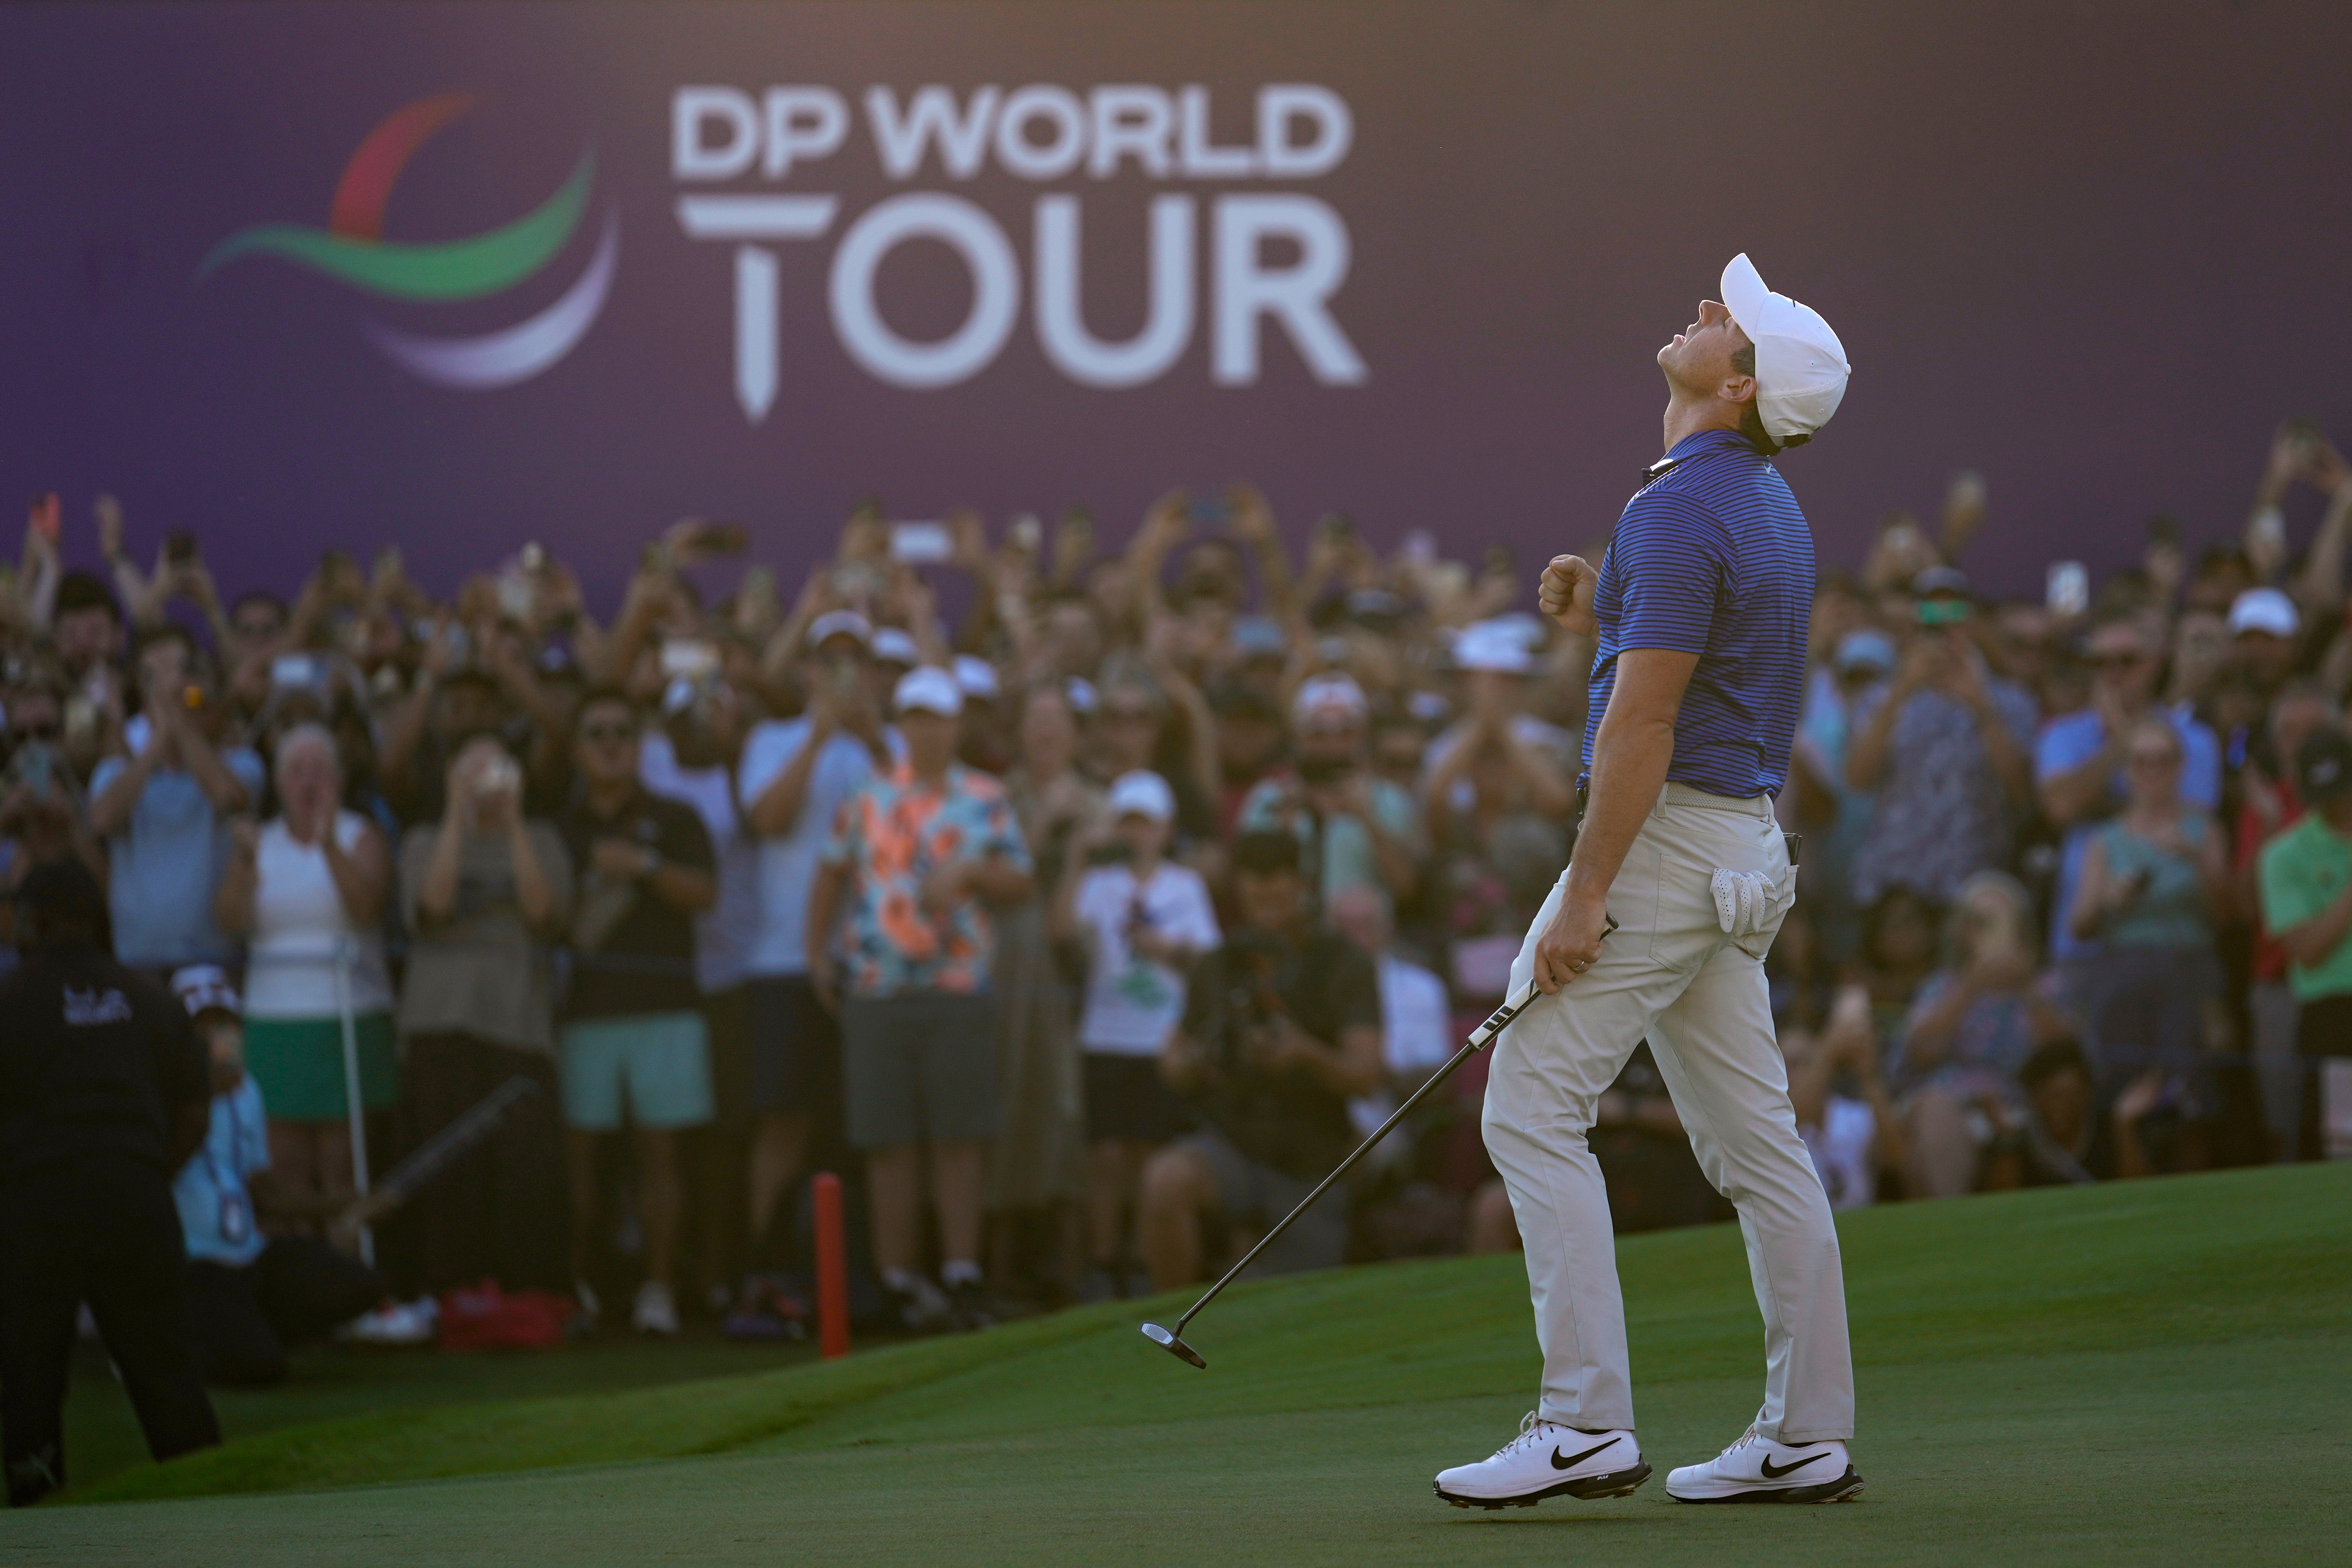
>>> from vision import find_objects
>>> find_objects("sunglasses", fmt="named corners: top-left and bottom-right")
top-left (11, 722), bottom-right (61, 742)
top-left (581, 722), bottom-right (637, 743)
top-left (2088, 651), bottom-right (2150, 670)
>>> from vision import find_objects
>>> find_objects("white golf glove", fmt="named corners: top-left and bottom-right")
top-left (1710, 868), bottom-right (1786, 938)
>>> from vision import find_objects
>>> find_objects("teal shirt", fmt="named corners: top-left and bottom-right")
top-left (2096, 815), bottom-right (2212, 950)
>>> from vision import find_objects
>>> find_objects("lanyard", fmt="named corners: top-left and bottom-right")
top-left (201, 1094), bottom-right (256, 1244)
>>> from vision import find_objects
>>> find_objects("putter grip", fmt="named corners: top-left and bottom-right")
top-left (1464, 913), bottom-right (1617, 1050)
top-left (1468, 981), bottom-right (1539, 1050)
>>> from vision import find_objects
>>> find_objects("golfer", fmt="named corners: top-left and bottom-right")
top-left (1436, 256), bottom-right (1860, 1509)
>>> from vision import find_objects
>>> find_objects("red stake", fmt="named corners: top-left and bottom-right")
top-left (812, 1171), bottom-right (851, 1359)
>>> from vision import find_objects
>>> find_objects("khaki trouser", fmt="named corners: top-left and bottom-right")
top-left (1483, 783), bottom-right (1855, 1443)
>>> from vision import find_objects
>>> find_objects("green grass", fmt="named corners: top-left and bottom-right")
top-left (56, 1333), bottom-right (823, 1496)
top-left (21, 1163), bottom-right (2350, 1567)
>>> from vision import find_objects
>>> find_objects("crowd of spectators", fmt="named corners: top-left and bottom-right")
top-left (2, 423), bottom-right (2348, 1366)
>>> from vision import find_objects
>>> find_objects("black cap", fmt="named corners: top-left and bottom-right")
top-left (1231, 830), bottom-right (1302, 878)
top-left (2297, 730), bottom-right (2352, 805)
top-left (1210, 684), bottom-right (1280, 722)
top-left (12, 857), bottom-right (110, 945)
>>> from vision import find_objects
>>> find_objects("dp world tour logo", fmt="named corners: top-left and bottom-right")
top-left (199, 94), bottom-right (618, 390)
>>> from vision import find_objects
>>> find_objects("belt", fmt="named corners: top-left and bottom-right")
top-left (1569, 781), bottom-right (1801, 866)
top-left (1659, 781), bottom-right (1774, 818)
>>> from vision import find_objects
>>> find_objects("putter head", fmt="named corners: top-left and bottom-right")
top-left (1140, 1322), bottom-right (1207, 1369)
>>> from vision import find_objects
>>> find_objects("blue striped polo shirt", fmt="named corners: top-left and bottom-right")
top-left (1582, 428), bottom-right (1812, 798)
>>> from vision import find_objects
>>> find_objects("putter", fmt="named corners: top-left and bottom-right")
top-left (1143, 915), bottom-right (1614, 1369)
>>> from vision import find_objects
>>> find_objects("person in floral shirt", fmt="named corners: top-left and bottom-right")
top-left (807, 666), bottom-right (1031, 1328)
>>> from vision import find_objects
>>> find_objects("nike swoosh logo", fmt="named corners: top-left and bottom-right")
top-left (1551, 1438), bottom-right (1617, 1471)
top-left (1760, 1451), bottom-right (1826, 1479)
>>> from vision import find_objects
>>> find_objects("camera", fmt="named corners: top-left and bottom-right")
top-left (1208, 929), bottom-right (1289, 1076)
top-left (1297, 753), bottom-right (1354, 787)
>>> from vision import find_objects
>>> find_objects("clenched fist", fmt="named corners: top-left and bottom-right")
top-left (1538, 554), bottom-right (1599, 640)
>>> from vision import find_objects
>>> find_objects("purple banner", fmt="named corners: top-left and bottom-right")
top-left (6, 0), bottom-right (2351, 604)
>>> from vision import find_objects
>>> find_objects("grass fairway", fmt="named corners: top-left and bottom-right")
top-left (20, 1162), bottom-right (2348, 1566)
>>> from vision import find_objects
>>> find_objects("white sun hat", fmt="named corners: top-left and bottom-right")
top-left (1719, 253), bottom-right (1849, 443)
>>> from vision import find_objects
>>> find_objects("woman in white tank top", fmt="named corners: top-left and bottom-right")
top-left (215, 724), bottom-right (395, 1212)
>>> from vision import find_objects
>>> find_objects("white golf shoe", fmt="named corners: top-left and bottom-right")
top-left (1433, 1413), bottom-right (1648, 1509)
top-left (1665, 1423), bottom-right (1863, 1504)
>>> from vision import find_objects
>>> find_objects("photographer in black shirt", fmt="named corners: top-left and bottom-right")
top-left (0, 860), bottom-right (220, 1505)
top-left (1139, 831), bottom-right (1383, 1289)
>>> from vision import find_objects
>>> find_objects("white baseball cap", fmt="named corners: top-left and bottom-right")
top-left (1106, 769), bottom-right (1176, 823)
top-left (1292, 672), bottom-right (1369, 730)
top-left (1720, 254), bottom-right (1850, 444)
top-left (806, 610), bottom-right (872, 651)
top-left (892, 665), bottom-right (964, 718)
top-left (171, 964), bottom-right (242, 1020)
top-left (2228, 586), bottom-right (2299, 640)
top-left (871, 627), bottom-right (921, 667)
top-left (1454, 619), bottom-right (1534, 674)
top-left (952, 654), bottom-right (1000, 700)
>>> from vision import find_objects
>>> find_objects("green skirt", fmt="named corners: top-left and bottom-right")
top-left (243, 1012), bottom-right (399, 1121)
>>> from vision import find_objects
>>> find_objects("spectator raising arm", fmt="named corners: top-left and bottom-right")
top-left (1139, 628), bottom-right (1222, 811)
top-left (1842, 650), bottom-right (1915, 792)
top-left (213, 816), bottom-right (261, 935)
top-left (745, 716), bottom-right (831, 838)
top-left (413, 745), bottom-right (552, 929)
top-left (1124, 489), bottom-right (1190, 637)
top-left (504, 806), bottom-right (558, 932)
top-left (2242, 425), bottom-right (2304, 585)
top-left (1943, 637), bottom-right (2033, 805)
top-left (412, 770), bottom-right (474, 923)
top-left (2038, 692), bottom-right (2132, 827)
top-left (314, 805), bottom-right (393, 928)
top-left (168, 712), bottom-right (250, 818)
top-left (21, 495), bottom-right (63, 628)
top-left (95, 494), bottom-right (157, 629)
top-left (1224, 482), bottom-right (1298, 628)
top-left (2289, 435), bottom-right (2352, 618)
top-left (89, 727), bottom-right (168, 837)
top-left (373, 624), bottom-right (456, 812)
